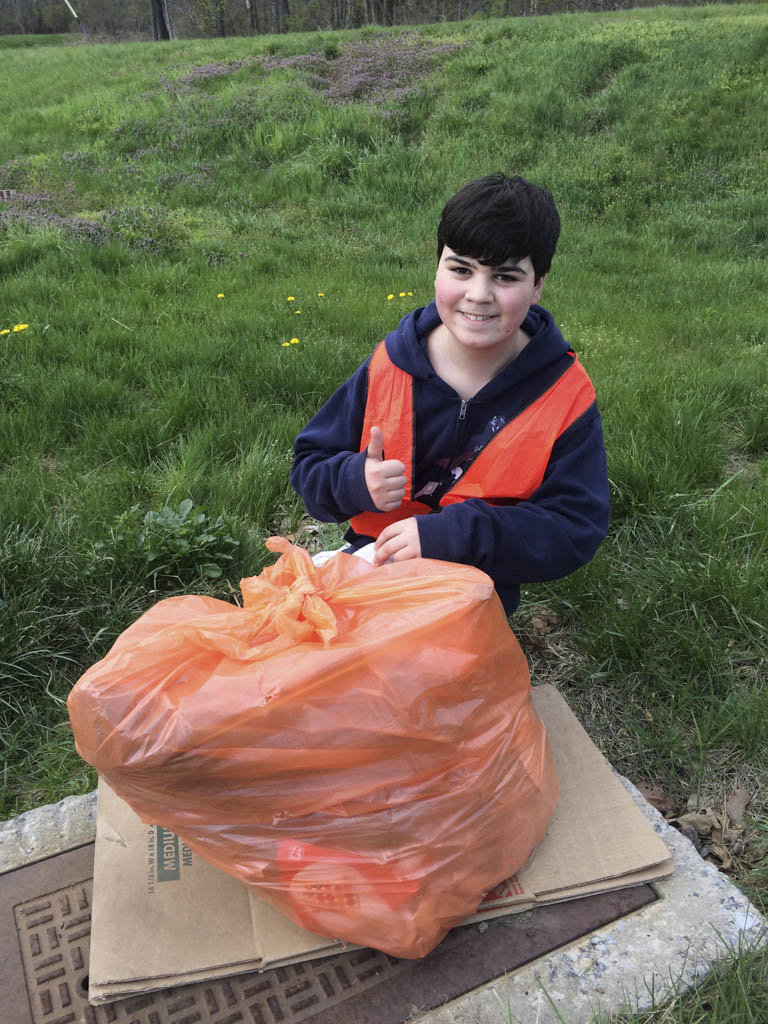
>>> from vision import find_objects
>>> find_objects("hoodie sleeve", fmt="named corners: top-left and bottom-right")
top-left (289, 357), bottom-right (378, 522)
top-left (415, 404), bottom-right (610, 585)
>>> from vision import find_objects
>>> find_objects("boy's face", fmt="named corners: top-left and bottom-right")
top-left (433, 247), bottom-right (544, 359)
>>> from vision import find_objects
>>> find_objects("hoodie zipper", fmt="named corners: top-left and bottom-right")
top-left (459, 399), bottom-right (468, 421)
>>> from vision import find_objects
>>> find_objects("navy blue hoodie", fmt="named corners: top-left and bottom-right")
top-left (290, 301), bottom-right (609, 613)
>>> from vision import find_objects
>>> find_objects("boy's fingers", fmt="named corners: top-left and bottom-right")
top-left (375, 482), bottom-right (404, 511)
top-left (375, 522), bottom-right (404, 549)
top-left (373, 537), bottom-right (397, 564)
top-left (367, 457), bottom-right (405, 511)
top-left (381, 475), bottom-right (405, 501)
top-left (374, 533), bottom-right (414, 564)
top-left (367, 425), bottom-right (384, 461)
top-left (379, 462), bottom-right (406, 484)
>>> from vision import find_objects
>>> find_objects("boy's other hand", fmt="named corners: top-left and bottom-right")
top-left (364, 426), bottom-right (406, 511)
top-left (374, 518), bottom-right (421, 565)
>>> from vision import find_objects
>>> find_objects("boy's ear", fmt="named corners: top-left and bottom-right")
top-left (533, 273), bottom-right (546, 304)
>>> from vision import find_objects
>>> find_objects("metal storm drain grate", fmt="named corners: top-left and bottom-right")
top-left (15, 881), bottom-right (91, 1021)
top-left (2, 844), bottom-right (656, 1024)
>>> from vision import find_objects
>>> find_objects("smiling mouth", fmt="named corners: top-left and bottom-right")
top-left (460, 312), bottom-right (495, 322)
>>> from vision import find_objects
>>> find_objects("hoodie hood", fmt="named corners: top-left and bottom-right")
top-left (383, 300), bottom-right (573, 401)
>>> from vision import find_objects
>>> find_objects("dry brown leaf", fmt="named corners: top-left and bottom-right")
top-left (677, 822), bottom-right (702, 851)
top-left (635, 782), bottom-right (677, 816)
top-left (672, 808), bottom-right (722, 837)
top-left (723, 823), bottom-right (745, 844)
top-left (529, 609), bottom-right (562, 635)
top-left (726, 788), bottom-right (750, 827)
top-left (297, 519), bottom-right (322, 535)
top-left (685, 792), bottom-right (718, 813)
top-left (709, 841), bottom-right (734, 872)
top-left (730, 837), bottom-right (748, 858)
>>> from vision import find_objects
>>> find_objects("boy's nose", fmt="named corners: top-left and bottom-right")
top-left (465, 276), bottom-right (494, 303)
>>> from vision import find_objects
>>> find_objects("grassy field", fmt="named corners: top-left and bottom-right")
top-left (1, 6), bottom-right (767, 1019)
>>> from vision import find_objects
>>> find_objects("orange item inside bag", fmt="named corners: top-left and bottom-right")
top-left (68, 538), bottom-right (558, 959)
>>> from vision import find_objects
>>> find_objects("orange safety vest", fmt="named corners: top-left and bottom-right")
top-left (350, 341), bottom-right (596, 538)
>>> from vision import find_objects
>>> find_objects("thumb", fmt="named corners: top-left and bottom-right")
top-left (367, 425), bottom-right (384, 461)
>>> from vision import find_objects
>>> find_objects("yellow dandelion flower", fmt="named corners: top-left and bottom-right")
top-left (217, 293), bottom-right (224, 298)
top-left (282, 342), bottom-right (291, 347)
top-left (13, 324), bottom-right (29, 332)
top-left (387, 294), bottom-right (394, 301)
top-left (317, 292), bottom-right (324, 297)
top-left (408, 291), bottom-right (413, 296)
top-left (290, 338), bottom-right (300, 344)
top-left (0, 329), bottom-right (10, 336)
top-left (295, 309), bottom-right (301, 314)
top-left (287, 296), bottom-right (295, 301)
top-left (399, 292), bottom-right (406, 297)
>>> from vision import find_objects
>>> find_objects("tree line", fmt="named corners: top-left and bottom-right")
top-left (0, 0), bottom-right (729, 40)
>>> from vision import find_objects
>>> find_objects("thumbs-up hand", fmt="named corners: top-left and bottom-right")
top-left (364, 426), bottom-right (406, 511)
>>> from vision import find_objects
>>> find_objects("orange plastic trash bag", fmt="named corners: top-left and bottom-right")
top-left (68, 538), bottom-right (558, 959)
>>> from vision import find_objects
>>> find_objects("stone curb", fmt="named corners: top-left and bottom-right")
top-left (0, 791), bottom-right (97, 873)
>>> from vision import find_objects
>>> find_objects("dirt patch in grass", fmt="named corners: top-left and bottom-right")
top-left (164, 33), bottom-right (464, 110)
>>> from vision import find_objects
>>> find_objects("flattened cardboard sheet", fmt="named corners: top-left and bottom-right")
top-left (88, 684), bottom-right (672, 1002)
top-left (516, 685), bottom-right (671, 897)
top-left (89, 781), bottom-right (264, 989)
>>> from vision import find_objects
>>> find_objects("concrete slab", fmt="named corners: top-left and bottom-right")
top-left (416, 782), bottom-right (767, 1024)
top-left (1, 778), bottom-right (765, 1024)
top-left (0, 791), bottom-right (97, 874)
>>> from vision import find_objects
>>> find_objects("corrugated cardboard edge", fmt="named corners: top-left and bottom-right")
top-left (88, 957), bottom-right (264, 1004)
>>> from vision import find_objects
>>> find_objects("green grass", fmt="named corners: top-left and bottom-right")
top-left (613, 946), bottom-right (768, 1023)
top-left (1, 8), bottom-right (767, 1019)
top-left (494, 924), bottom-right (768, 1022)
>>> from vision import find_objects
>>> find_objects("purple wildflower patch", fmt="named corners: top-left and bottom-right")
top-left (157, 165), bottom-right (214, 190)
top-left (163, 56), bottom-right (266, 95)
top-left (0, 157), bottom-right (32, 190)
top-left (61, 151), bottom-right (100, 172)
top-left (0, 192), bottom-right (112, 246)
top-left (102, 205), bottom-right (184, 254)
top-left (0, 193), bottom-right (181, 254)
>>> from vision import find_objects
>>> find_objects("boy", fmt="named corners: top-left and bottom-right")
top-left (290, 174), bottom-right (609, 614)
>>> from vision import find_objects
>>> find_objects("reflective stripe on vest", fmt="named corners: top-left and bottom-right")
top-left (350, 340), bottom-right (596, 538)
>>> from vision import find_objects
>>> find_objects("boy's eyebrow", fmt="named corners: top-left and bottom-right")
top-left (493, 261), bottom-right (527, 273)
top-left (446, 254), bottom-right (528, 273)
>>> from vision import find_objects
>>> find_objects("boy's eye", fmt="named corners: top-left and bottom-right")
top-left (496, 273), bottom-right (519, 283)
